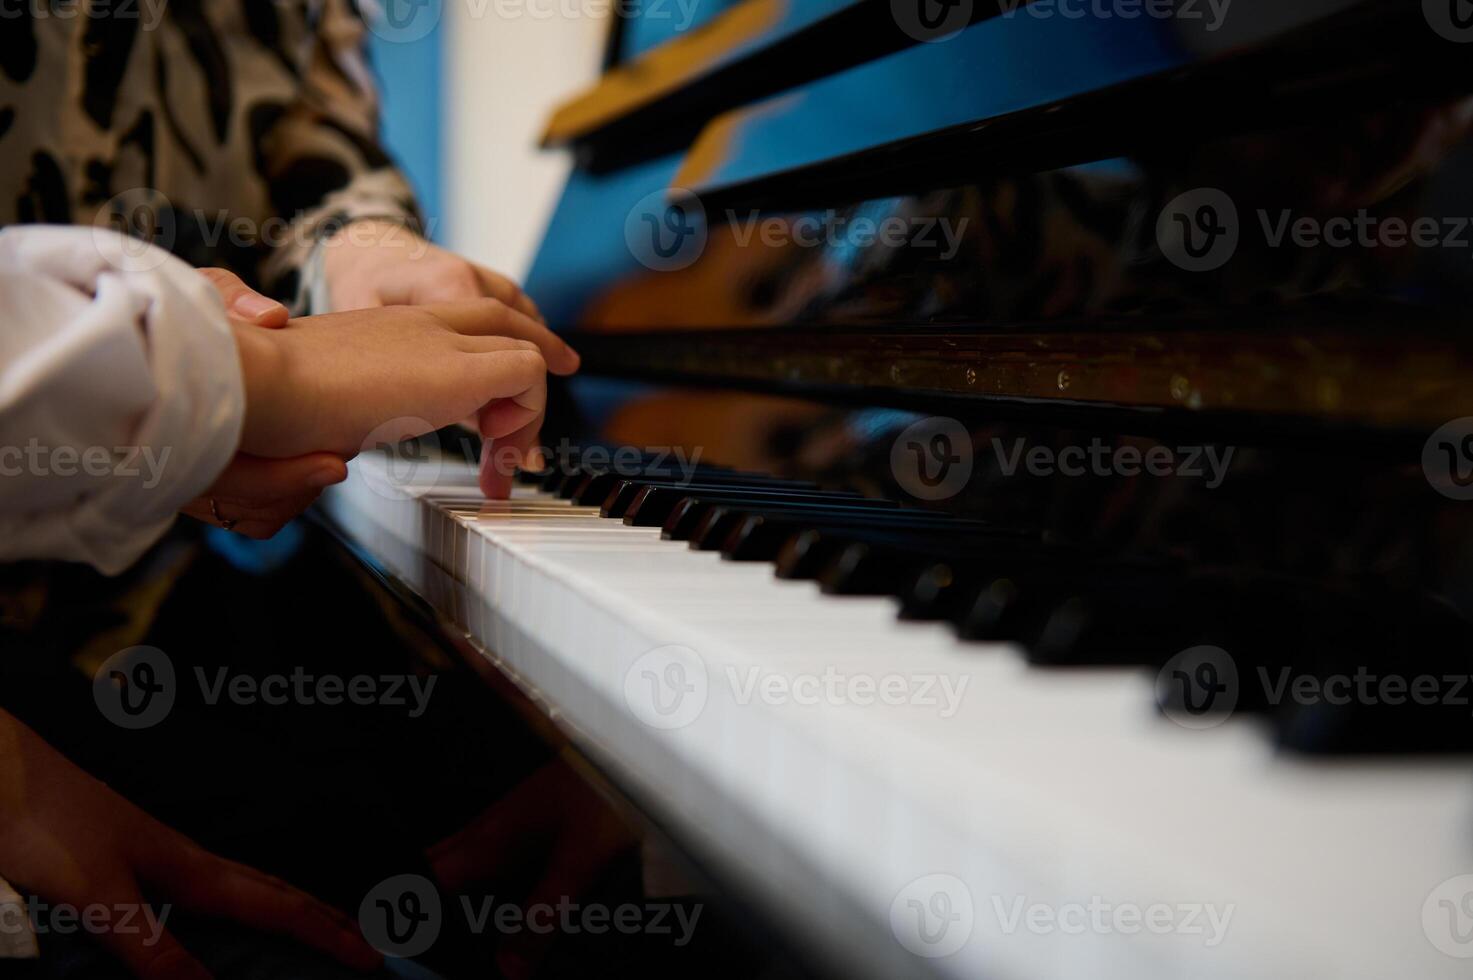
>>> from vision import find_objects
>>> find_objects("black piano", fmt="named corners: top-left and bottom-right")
top-left (326, 3), bottom-right (1473, 976)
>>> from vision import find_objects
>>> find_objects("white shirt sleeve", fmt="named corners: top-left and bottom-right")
top-left (0, 226), bottom-right (244, 575)
top-left (0, 874), bottom-right (36, 958)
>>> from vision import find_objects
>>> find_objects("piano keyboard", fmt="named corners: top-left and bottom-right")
top-left (323, 450), bottom-right (1473, 980)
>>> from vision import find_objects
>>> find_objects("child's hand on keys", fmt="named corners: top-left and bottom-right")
top-left (233, 299), bottom-right (578, 498)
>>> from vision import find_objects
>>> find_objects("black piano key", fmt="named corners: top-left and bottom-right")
top-left (773, 525), bottom-right (1051, 585)
top-left (552, 470), bottom-right (588, 496)
top-left (709, 508), bottom-right (1010, 559)
top-left (816, 543), bottom-right (927, 596)
top-left (898, 562), bottom-right (979, 622)
top-left (1022, 566), bottom-right (1208, 667)
top-left (933, 557), bottom-right (1130, 644)
top-left (1259, 591), bottom-right (1473, 754)
top-left (774, 528), bottom-right (962, 581)
top-left (622, 485), bottom-right (890, 527)
top-left (716, 513), bottom-right (796, 558)
top-left (775, 530), bottom-right (831, 581)
top-left (601, 478), bottom-right (862, 519)
top-left (811, 536), bottom-right (1028, 597)
top-left (567, 471), bottom-right (616, 504)
top-left (515, 466), bottom-right (551, 486)
top-left (671, 497), bottom-right (948, 546)
top-left (955, 576), bottom-right (1034, 641)
top-left (565, 466), bottom-right (813, 503)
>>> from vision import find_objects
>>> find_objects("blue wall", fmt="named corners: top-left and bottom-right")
top-left (366, 27), bottom-right (444, 238)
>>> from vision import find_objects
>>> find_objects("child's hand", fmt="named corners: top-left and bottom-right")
top-left (179, 269), bottom-right (348, 534)
top-left (235, 300), bottom-right (576, 498)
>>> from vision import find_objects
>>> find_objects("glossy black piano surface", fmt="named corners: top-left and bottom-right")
top-left (529, 0), bottom-right (1473, 427)
top-left (510, 0), bottom-right (1473, 760)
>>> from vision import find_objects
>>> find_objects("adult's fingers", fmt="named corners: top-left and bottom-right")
top-left (88, 878), bottom-right (212, 980)
top-left (180, 453), bottom-right (345, 536)
top-left (208, 453), bottom-right (348, 501)
top-left (404, 259), bottom-right (543, 325)
top-left (196, 268), bottom-right (289, 328)
top-left (142, 849), bottom-right (380, 973)
top-left (227, 498), bottom-right (321, 540)
top-left (471, 263), bottom-right (545, 323)
top-left (429, 300), bottom-right (579, 376)
top-left (180, 493), bottom-right (320, 539)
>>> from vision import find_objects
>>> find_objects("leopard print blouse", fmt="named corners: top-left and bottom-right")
top-left (0, 0), bottom-right (422, 308)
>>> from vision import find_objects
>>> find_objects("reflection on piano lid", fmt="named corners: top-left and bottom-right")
top-left (674, 0), bottom-right (1461, 206)
top-left (544, 0), bottom-right (1031, 165)
top-left (525, 0), bottom-right (1473, 424)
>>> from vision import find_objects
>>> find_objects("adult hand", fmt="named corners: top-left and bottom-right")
top-left (320, 220), bottom-right (568, 359)
top-left (179, 452), bottom-right (347, 538)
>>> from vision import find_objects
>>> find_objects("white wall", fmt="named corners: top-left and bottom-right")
top-left (442, 7), bottom-right (609, 280)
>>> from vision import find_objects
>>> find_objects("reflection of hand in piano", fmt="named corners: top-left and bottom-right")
top-left (0, 708), bottom-right (381, 977)
top-left (426, 754), bottom-right (639, 978)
